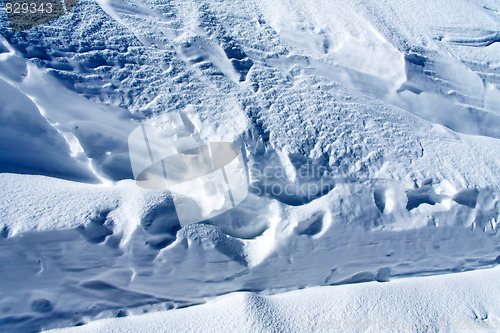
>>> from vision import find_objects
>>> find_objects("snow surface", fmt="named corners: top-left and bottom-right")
top-left (0, 0), bottom-right (499, 331)
top-left (51, 266), bottom-right (500, 333)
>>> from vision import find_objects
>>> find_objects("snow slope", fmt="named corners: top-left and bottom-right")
top-left (51, 266), bottom-right (500, 333)
top-left (0, 0), bottom-right (499, 331)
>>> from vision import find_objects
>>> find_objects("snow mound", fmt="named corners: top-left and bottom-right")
top-left (50, 266), bottom-right (500, 333)
top-left (0, 0), bottom-right (499, 331)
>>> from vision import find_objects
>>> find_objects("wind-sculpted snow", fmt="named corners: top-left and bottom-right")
top-left (50, 266), bottom-right (500, 333)
top-left (0, 0), bottom-right (500, 331)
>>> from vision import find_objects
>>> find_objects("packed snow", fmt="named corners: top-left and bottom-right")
top-left (50, 266), bottom-right (500, 333)
top-left (0, 0), bottom-right (499, 331)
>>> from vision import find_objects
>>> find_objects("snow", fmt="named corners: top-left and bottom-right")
top-left (50, 266), bottom-right (500, 333)
top-left (0, 0), bottom-right (499, 331)
top-left (0, 78), bottom-right (97, 182)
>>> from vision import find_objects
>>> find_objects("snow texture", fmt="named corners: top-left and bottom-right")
top-left (0, 0), bottom-right (499, 331)
top-left (51, 266), bottom-right (500, 333)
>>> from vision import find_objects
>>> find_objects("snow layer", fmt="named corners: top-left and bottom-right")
top-left (0, 0), bottom-right (499, 331)
top-left (51, 266), bottom-right (500, 333)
